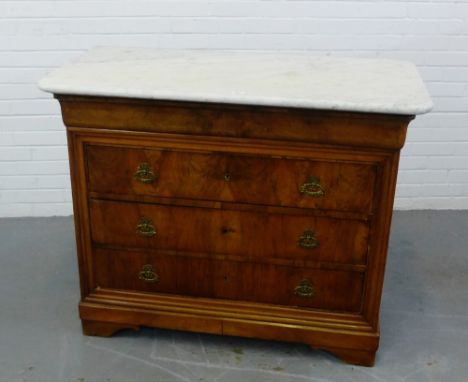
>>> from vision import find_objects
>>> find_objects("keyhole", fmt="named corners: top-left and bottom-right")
top-left (221, 226), bottom-right (235, 234)
top-left (224, 172), bottom-right (232, 182)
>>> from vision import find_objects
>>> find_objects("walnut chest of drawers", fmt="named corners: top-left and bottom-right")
top-left (39, 48), bottom-right (432, 366)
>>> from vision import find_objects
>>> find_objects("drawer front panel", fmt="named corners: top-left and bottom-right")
top-left (93, 248), bottom-right (365, 312)
top-left (87, 144), bottom-right (376, 213)
top-left (89, 199), bottom-right (369, 265)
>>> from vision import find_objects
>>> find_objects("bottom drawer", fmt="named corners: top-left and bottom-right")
top-left (93, 248), bottom-right (365, 313)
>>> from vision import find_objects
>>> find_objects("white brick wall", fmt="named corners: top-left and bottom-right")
top-left (0, 0), bottom-right (467, 216)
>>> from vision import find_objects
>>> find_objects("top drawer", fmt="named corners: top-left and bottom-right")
top-left (86, 144), bottom-right (376, 213)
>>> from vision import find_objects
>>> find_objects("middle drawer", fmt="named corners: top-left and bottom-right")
top-left (89, 199), bottom-right (369, 265)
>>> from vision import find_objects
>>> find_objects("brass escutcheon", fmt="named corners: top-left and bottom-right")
top-left (136, 217), bottom-right (157, 237)
top-left (294, 279), bottom-right (315, 298)
top-left (298, 229), bottom-right (319, 249)
top-left (138, 264), bottom-right (159, 283)
top-left (134, 162), bottom-right (156, 184)
top-left (300, 176), bottom-right (325, 197)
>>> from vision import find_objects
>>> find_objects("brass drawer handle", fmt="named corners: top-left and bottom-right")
top-left (294, 279), bottom-right (315, 298)
top-left (300, 176), bottom-right (325, 197)
top-left (298, 229), bottom-right (319, 249)
top-left (134, 162), bottom-right (156, 184)
top-left (136, 217), bottom-right (157, 237)
top-left (138, 264), bottom-right (159, 283)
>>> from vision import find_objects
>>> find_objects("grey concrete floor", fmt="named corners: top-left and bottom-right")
top-left (0, 211), bottom-right (467, 382)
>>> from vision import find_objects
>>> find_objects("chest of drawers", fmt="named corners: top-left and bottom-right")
top-left (39, 48), bottom-right (432, 366)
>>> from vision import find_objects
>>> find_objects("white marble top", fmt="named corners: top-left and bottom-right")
top-left (39, 47), bottom-right (432, 115)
